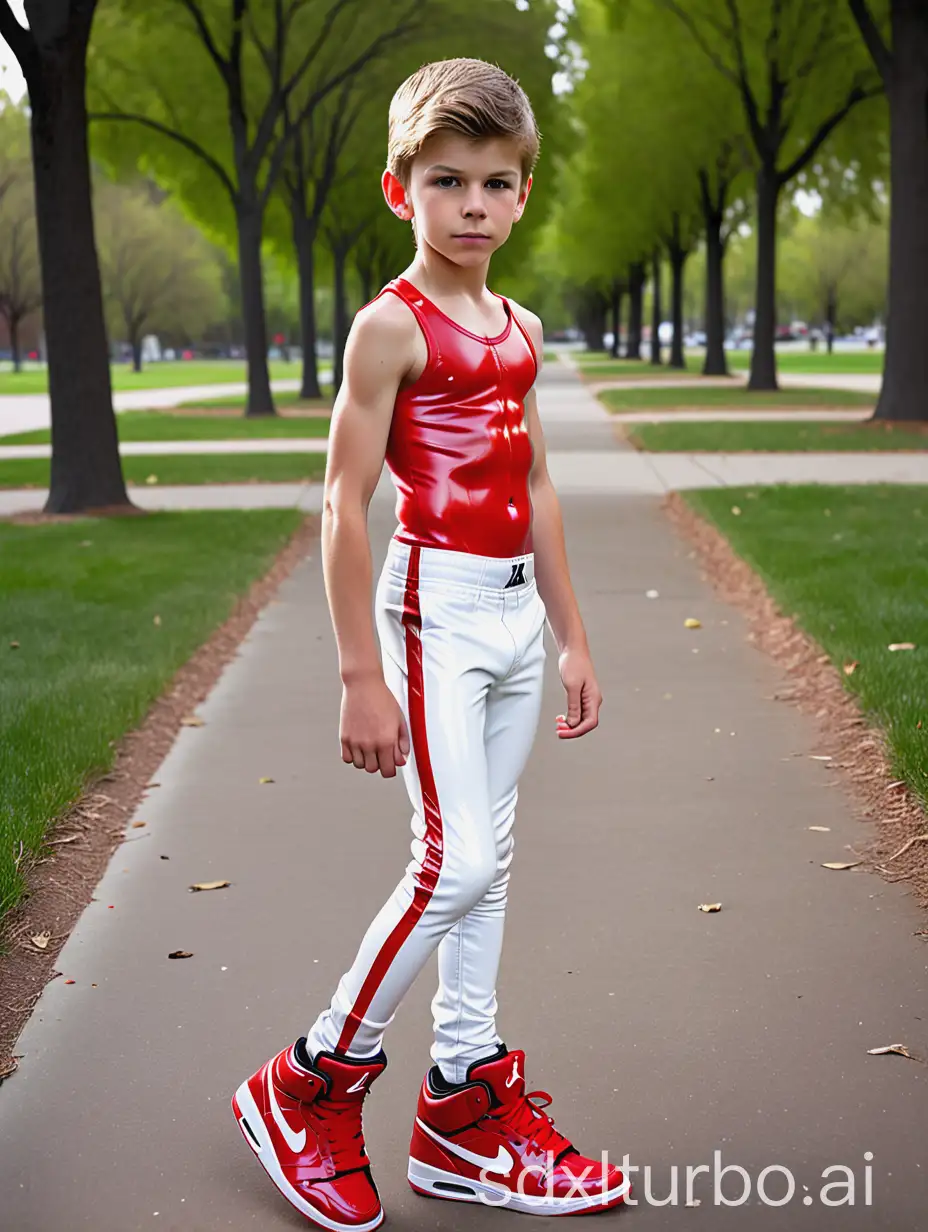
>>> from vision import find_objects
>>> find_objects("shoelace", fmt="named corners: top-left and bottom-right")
top-left (490, 1089), bottom-right (573, 1158)
top-left (312, 1096), bottom-right (367, 1171)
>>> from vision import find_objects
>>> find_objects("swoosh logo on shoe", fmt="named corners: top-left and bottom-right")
top-left (415, 1117), bottom-right (513, 1176)
top-left (346, 1071), bottom-right (370, 1094)
top-left (267, 1063), bottom-right (307, 1154)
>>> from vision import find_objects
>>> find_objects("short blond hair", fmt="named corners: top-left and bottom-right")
top-left (387, 58), bottom-right (540, 188)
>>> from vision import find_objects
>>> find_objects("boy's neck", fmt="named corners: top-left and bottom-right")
top-left (403, 245), bottom-right (491, 302)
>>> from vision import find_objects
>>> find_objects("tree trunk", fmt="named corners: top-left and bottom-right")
top-left (701, 186), bottom-right (729, 376)
top-left (610, 281), bottom-right (623, 359)
top-left (10, 314), bottom-right (21, 373)
top-left (332, 243), bottom-right (349, 394)
top-left (237, 200), bottom-right (275, 417)
top-left (825, 287), bottom-right (837, 354)
top-left (577, 287), bottom-right (606, 352)
top-left (669, 245), bottom-right (687, 369)
top-left (292, 209), bottom-right (322, 400)
top-left (28, 13), bottom-right (129, 513)
top-left (749, 165), bottom-right (780, 391)
top-left (626, 262), bottom-right (645, 359)
top-left (872, 0), bottom-right (928, 421)
top-left (131, 336), bottom-right (142, 372)
top-left (650, 252), bottom-right (662, 365)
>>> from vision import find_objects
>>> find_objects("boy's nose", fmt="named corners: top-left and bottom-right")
top-left (462, 193), bottom-right (488, 219)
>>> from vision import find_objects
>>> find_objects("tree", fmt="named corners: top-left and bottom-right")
top-left (652, 0), bottom-right (883, 390)
top-left (90, 0), bottom-right (425, 416)
top-left (0, 1), bottom-right (128, 513)
top-left (847, 0), bottom-right (928, 420)
top-left (0, 171), bottom-right (42, 370)
top-left (96, 179), bottom-right (228, 370)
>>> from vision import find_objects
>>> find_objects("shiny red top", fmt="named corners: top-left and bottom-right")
top-left (378, 276), bottom-right (537, 559)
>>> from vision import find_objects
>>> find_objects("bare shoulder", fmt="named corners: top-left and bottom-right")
top-left (349, 291), bottom-right (419, 357)
top-left (505, 296), bottom-right (544, 362)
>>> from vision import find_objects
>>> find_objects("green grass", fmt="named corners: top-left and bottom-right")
top-left (628, 420), bottom-right (927, 452)
top-left (684, 485), bottom-right (928, 807)
top-left (0, 359), bottom-right (306, 395)
top-left (599, 386), bottom-right (875, 411)
top-left (0, 454), bottom-right (328, 489)
top-left (2, 409), bottom-right (332, 445)
top-left (177, 389), bottom-right (332, 412)
top-left (0, 509), bottom-right (304, 934)
top-left (725, 350), bottom-right (885, 374)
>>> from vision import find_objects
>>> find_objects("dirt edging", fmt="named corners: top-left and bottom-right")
top-left (0, 514), bottom-right (320, 1082)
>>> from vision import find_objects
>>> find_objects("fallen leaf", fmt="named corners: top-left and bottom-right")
top-left (684, 618), bottom-right (702, 629)
top-left (810, 755), bottom-right (832, 761)
top-left (808, 826), bottom-right (831, 832)
top-left (888, 642), bottom-right (916, 652)
top-left (189, 880), bottom-right (231, 892)
top-left (843, 661), bottom-right (859, 676)
top-left (258, 776), bottom-right (275, 784)
top-left (64, 978), bottom-right (75, 984)
top-left (168, 950), bottom-right (194, 959)
top-left (180, 715), bottom-right (205, 727)
top-left (145, 474), bottom-right (159, 485)
top-left (147, 782), bottom-right (161, 788)
top-left (79, 540), bottom-right (92, 547)
top-left (9, 640), bottom-right (20, 649)
top-left (47, 833), bottom-right (82, 845)
top-left (646, 589), bottom-right (659, 599)
top-left (867, 1044), bottom-right (913, 1059)
top-left (698, 902), bottom-right (722, 912)
top-left (822, 861), bottom-right (863, 870)
top-left (30, 932), bottom-right (51, 950)
top-left (153, 614), bottom-right (162, 626)
top-left (131, 820), bottom-right (146, 828)
top-left (731, 506), bottom-right (742, 516)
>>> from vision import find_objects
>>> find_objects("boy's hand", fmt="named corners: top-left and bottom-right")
top-left (340, 675), bottom-right (411, 777)
top-left (555, 647), bottom-right (602, 739)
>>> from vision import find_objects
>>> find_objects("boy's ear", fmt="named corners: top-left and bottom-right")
top-left (383, 169), bottom-right (413, 220)
top-left (513, 173), bottom-right (533, 223)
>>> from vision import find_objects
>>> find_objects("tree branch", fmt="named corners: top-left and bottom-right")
top-left (846, 0), bottom-right (892, 85)
top-left (280, 0), bottom-right (355, 98)
top-left (725, 0), bottom-right (766, 152)
top-left (90, 112), bottom-right (238, 201)
top-left (0, 0), bottom-right (38, 84)
top-left (778, 80), bottom-right (883, 184)
top-left (658, 0), bottom-right (739, 87)
top-left (172, 0), bottom-right (231, 82)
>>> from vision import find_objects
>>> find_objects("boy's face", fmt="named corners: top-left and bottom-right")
top-left (384, 131), bottom-right (532, 267)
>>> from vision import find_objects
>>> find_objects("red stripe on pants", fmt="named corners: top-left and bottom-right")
top-left (336, 545), bottom-right (445, 1053)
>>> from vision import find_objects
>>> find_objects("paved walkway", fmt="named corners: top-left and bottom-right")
top-left (1, 366), bottom-right (927, 1230)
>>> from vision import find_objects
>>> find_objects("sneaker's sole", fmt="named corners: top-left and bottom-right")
top-left (232, 1078), bottom-right (384, 1231)
top-left (408, 1156), bottom-right (631, 1216)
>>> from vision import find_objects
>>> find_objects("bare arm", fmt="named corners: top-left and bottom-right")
top-left (322, 296), bottom-right (418, 773)
top-left (513, 303), bottom-right (601, 738)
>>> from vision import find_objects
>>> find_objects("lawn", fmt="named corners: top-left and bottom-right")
top-left (599, 386), bottom-right (875, 412)
top-left (2, 408), bottom-right (332, 445)
top-left (178, 389), bottom-right (332, 412)
top-left (0, 359), bottom-right (306, 395)
top-left (0, 454), bottom-right (328, 488)
top-left (0, 509), bottom-right (303, 934)
top-left (627, 420), bottom-right (927, 452)
top-left (725, 350), bottom-right (885, 375)
top-left (684, 485), bottom-right (928, 808)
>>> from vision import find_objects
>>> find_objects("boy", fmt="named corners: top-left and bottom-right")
top-left (231, 57), bottom-right (630, 1227)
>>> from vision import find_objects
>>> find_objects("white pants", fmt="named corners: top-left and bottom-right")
top-left (306, 538), bottom-right (547, 1083)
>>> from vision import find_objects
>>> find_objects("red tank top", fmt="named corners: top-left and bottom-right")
top-left (378, 276), bottom-right (538, 559)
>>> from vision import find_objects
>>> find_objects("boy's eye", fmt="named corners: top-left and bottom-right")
top-left (487, 179), bottom-right (512, 190)
top-left (435, 176), bottom-right (459, 188)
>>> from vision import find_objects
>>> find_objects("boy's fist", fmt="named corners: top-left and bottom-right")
top-left (339, 676), bottom-right (411, 778)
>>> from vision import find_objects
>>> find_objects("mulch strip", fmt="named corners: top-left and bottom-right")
top-left (0, 514), bottom-right (320, 1084)
top-left (663, 492), bottom-right (928, 931)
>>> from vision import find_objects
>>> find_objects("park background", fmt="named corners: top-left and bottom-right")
top-left (1, 0), bottom-right (927, 1145)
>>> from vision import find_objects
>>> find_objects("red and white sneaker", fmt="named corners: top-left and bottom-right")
top-left (232, 1037), bottom-right (386, 1230)
top-left (408, 1045), bottom-right (631, 1216)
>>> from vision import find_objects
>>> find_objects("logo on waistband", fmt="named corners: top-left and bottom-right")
top-left (504, 562), bottom-right (526, 588)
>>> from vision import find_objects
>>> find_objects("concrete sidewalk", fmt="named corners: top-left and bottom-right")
top-left (1, 366), bottom-right (926, 1230)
